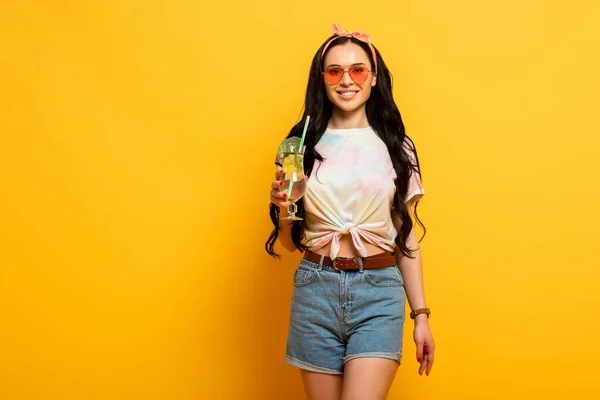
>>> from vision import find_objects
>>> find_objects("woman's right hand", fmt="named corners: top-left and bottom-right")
top-left (270, 169), bottom-right (289, 210)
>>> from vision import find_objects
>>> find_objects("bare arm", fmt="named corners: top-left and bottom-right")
top-left (391, 207), bottom-right (428, 314)
top-left (391, 204), bottom-right (435, 375)
top-left (395, 227), bottom-right (427, 314)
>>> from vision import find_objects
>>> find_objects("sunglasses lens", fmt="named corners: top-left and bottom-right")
top-left (349, 66), bottom-right (369, 83)
top-left (324, 67), bottom-right (343, 84)
top-left (324, 66), bottom-right (370, 84)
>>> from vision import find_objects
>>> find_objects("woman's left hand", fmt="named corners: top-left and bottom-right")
top-left (413, 317), bottom-right (435, 375)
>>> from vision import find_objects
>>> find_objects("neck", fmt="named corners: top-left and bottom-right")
top-left (328, 105), bottom-right (369, 129)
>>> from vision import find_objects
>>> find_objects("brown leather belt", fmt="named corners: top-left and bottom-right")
top-left (303, 250), bottom-right (396, 271)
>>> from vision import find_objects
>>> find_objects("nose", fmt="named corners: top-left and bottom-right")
top-left (340, 69), bottom-right (353, 86)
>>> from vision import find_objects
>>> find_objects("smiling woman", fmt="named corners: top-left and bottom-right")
top-left (266, 23), bottom-right (435, 400)
top-left (322, 45), bottom-right (377, 115)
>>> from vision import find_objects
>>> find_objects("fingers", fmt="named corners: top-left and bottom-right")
top-left (270, 177), bottom-right (288, 208)
top-left (419, 354), bottom-right (427, 375)
top-left (270, 189), bottom-right (288, 203)
top-left (416, 342), bottom-right (424, 367)
top-left (271, 179), bottom-right (285, 190)
top-left (424, 340), bottom-right (434, 376)
top-left (426, 348), bottom-right (434, 375)
top-left (417, 341), bottom-right (435, 376)
top-left (270, 166), bottom-right (291, 208)
top-left (416, 340), bottom-right (435, 376)
top-left (415, 326), bottom-right (435, 376)
top-left (274, 168), bottom-right (284, 180)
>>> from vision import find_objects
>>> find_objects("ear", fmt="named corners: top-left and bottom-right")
top-left (371, 73), bottom-right (377, 87)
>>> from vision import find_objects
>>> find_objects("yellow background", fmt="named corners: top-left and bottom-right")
top-left (1, 1), bottom-right (599, 399)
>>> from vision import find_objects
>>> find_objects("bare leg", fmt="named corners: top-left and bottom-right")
top-left (341, 358), bottom-right (398, 400)
top-left (300, 370), bottom-right (344, 400)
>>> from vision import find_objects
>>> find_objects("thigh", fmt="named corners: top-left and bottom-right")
top-left (341, 358), bottom-right (398, 400)
top-left (286, 259), bottom-right (346, 374)
top-left (345, 266), bottom-right (406, 363)
top-left (301, 370), bottom-right (344, 400)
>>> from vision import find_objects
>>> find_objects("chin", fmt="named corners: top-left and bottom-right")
top-left (332, 100), bottom-right (367, 113)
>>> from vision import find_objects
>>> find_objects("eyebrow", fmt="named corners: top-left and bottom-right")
top-left (325, 62), bottom-right (368, 68)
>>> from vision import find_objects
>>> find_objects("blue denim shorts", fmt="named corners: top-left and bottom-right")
top-left (285, 256), bottom-right (406, 375)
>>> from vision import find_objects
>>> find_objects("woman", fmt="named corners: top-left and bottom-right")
top-left (266, 23), bottom-right (435, 399)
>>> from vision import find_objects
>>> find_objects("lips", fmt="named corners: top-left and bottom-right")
top-left (337, 90), bottom-right (359, 100)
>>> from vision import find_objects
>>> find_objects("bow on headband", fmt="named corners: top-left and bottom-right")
top-left (321, 23), bottom-right (378, 75)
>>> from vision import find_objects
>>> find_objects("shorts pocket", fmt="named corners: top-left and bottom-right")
top-left (293, 261), bottom-right (318, 287)
top-left (364, 266), bottom-right (404, 288)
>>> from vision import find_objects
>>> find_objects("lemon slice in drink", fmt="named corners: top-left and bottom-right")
top-left (281, 154), bottom-right (295, 172)
top-left (286, 168), bottom-right (302, 182)
top-left (282, 154), bottom-right (302, 182)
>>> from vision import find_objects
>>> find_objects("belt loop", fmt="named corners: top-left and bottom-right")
top-left (318, 254), bottom-right (325, 272)
top-left (358, 257), bottom-right (364, 273)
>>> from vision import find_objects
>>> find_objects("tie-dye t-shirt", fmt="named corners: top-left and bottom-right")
top-left (303, 126), bottom-right (424, 260)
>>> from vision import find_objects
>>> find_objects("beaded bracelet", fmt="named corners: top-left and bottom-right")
top-left (410, 307), bottom-right (431, 319)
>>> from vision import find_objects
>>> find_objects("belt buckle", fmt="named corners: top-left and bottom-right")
top-left (332, 257), bottom-right (359, 271)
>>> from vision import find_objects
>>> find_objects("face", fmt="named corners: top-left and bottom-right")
top-left (322, 42), bottom-right (377, 113)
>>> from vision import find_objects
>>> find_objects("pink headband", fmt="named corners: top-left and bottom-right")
top-left (321, 23), bottom-right (378, 75)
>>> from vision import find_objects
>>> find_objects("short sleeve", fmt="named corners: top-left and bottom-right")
top-left (403, 137), bottom-right (425, 204)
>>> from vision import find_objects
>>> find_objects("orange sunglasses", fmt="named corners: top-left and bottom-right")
top-left (322, 64), bottom-right (372, 85)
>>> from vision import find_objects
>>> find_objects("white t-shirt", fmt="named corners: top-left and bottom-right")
top-left (303, 126), bottom-right (424, 259)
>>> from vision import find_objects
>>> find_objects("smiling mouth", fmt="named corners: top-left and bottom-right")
top-left (337, 90), bottom-right (359, 99)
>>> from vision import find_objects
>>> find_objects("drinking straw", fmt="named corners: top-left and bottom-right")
top-left (287, 115), bottom-right (310, 199)
top-left (299, 115), bottom-right (310, 148)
